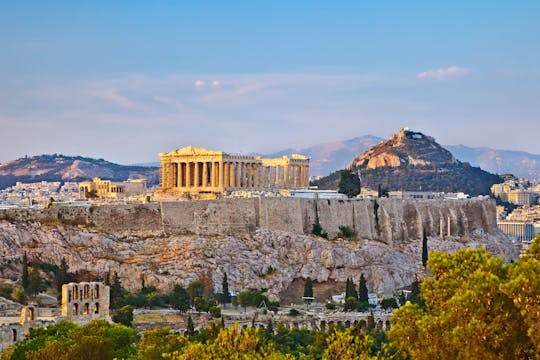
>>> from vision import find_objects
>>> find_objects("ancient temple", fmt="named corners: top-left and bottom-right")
top-left (159, 146), bottom-right (309, 194)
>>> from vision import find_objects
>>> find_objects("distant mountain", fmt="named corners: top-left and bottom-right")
top-left (312, 128), bottom-right (502, 196)
top-left (257, 135), bottom-right (383, 176)
top-left (263, 136), bottom-right (540, 180)
top-left (445, 145), bottom-right (540, 181)
top-left (0, 154), bottom-right (160, 190)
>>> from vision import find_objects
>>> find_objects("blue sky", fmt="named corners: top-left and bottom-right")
top-left (1, 1), bottom-right (539, 164)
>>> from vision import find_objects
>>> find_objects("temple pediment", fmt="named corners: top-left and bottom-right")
top-left (160, 146), bottom-right (224, 157)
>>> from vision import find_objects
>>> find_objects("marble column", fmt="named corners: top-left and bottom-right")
top-left (219, 161), bottom-right (224, 188)
top-left (186, 162), bottom-right (191, 188)
top-left (202, 161), bottom-right (208, 187)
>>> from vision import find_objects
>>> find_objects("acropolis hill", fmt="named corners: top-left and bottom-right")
top-left (0, 196), bottom-right (517, 300)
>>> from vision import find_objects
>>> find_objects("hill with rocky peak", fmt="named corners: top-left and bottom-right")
top-left (0, 154), bottom-right (159, 189)
top-left (313, 128), bottom-right (502, 196)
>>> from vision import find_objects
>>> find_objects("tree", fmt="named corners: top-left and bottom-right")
top-left (169, 284), bottom-right (191, 312)
top-left (324, 329), bottom-right (377, 360)
top-left (220, 272), bottom-right (231, 305)
top-left (303, 277), bottom-right (313, 298)
top-left (358, 273), bottom-right (369, 303)
top-left (345, 278), bottom-right (357, 300)
top-left (338, 169), bottom-right (361, 198)
top-left (422, 228), bottom-right (428, 268)
top-left (56, 257), bottom-right (70, 292)
top-left (112, 305), bottom-right (133, 327)
top-left (110, 272), bottom-right (124, 309)
top-left (237, 291), bottom-right (251, 312)
top-left (137, 327), bottom-right (186, 360)
top-left (21, 252), bottom-right (29, 291)
top-left (389, 247), bottom-right (533, 359)
top-left (344, 297), bottom-right (358, 312)
top-left (187, 280), bottom-right (205, 304)
top-left (186, 316), bottom-right (195, 336)
top-left (27, 267), bottom-right (45, 296)
top-left (380, 297), bottom-right (398, 310)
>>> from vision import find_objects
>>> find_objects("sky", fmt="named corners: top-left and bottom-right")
top-left (1, 1), bottom-right (539, 164)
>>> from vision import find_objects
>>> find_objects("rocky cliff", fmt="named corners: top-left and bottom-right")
top-left (0, 198), bottom-right (517, 300)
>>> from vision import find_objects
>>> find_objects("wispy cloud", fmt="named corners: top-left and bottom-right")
top-left (417, 66), bottom-right (469, 80)
top-left (91, 89), bottom-right (138, 109)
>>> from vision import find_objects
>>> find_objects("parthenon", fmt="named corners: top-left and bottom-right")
top-left (159, 146), bottom-right (309, 194)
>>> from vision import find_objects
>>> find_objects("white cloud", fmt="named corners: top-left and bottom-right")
top-left (194, 80), bottom-right (206, 88)
top-left (211, 80), bottom-right (221, 88)
top-left (91, 89), bottom-right (137, 109)
top-left (417, 66), bottom-right (469, 80)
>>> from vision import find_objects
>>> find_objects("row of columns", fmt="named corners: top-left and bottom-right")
top-left (162, 160), bottom-right (309, 190)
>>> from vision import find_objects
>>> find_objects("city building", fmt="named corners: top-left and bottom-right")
top-left (159, 146), bottom-right (310, 195)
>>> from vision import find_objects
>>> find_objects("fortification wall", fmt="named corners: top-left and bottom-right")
top-left (0, 197), bottom-right (498, 243)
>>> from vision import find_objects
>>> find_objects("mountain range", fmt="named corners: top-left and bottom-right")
top-left (0, 154), bottom-right (159, 190)
top-left (1, 132), bottom-right (539, 190)
top-left (312, 128), bottom-right (503, 196)
top-left (259, 136), bottom-right (540, 181)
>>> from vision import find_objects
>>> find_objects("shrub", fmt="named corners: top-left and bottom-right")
top-left (338, 225), bottom-right (356, 239)
top-left (325, 302), bottom-right (336, 310)
top-left (288, 308), bottom-right (300, 316)
top-left (209, 306), bottom-right (221, 318)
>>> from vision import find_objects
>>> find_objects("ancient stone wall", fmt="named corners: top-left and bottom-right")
top-left (0, 197), bottom-right (498, 242)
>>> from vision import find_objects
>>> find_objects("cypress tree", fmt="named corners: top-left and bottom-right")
top-left (358, 273), bottom-right (369, 303)
top-left (345, 277), bottom-right (358, 300)
top-left (56, 257), bottom-right (69, 292)
top-left (22, 252), bottom-right (29, 291)
top-left (221, 272), bottom-right (231, 305)
top-left (303, 277), bottom-right (313, 298)
top-left (422, 229), bottom-right (429, 268)
top-left (186, 315), bottom-right (195, 336)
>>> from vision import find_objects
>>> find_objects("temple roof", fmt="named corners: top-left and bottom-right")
top-left (159, 146), bottom-right (224, 157)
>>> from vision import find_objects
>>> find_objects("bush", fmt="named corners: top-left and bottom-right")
top-left (288, 308), bottom-right (300, 316)
top-left (338, 225), bottom-right (356, 239)
top-left (312, 222), bottom-right (328, 239)
top-left (209, 306), bottom-right (221, 318)
top-left (325, 302), bottom-right (336, 310)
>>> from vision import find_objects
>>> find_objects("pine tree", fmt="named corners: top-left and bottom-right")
top-left (56, 257), bottom-right (69, 292)
top-left (358, 273), bottom-right (369, 303)
top-left (221, 272), bottom-right (231, 305)
top-left (22, 252), bottom-right (29, 291)
top-left (186, 316), bottom-right (195, 336)
top-left (422, 228), bottom-right (429, 268)
top-left (345, 278), bottom-right (358, 300)
top-left (303, 277), bottom-right (313, 298)
top-left (28, 267), bottom-right (44, 296)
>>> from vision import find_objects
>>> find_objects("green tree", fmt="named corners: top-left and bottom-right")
top-left (187, 280), bottom-right (205, 304)
top-left (338, 169), bottom-right (361, 198)
top-left (27, 267), bottom-right (45, 296)
top-left (345, 278), bottom-right (357, 300)
top-left (186, 315), bottom-right (195, 337)
top-left (358, 273), bottom-right (369, 303)
top-left (56, 257), bottom-right (70, 292)
top-left (110, 272), bottom-right (124, 309)
top-left (303, 277), bottom-right (313, 299)
top-left (169, 284), bottom-right (191, 312)
top-left (221, 272), bottom-right (231, 305)
top-left (137, 327), bottom-right (187, 360)
top-left (422, 228), bottom-right (428, 268)
top-left (21, 252), bottom-right (29, 291)
top-left (343, 297), bottom-right (358, 312)
top-left (112, 305), bottom-right (134, 327)
top-left (389, 247), bottom-right (533, 359)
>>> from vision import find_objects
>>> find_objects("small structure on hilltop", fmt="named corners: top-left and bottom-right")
top-left (158, 146), bottom-right (310, 198)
